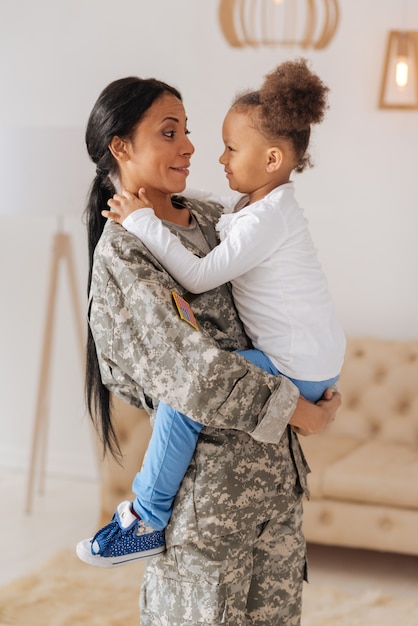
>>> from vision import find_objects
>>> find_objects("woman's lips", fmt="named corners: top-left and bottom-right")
top-left (171, 166), bottom-right (190, 176)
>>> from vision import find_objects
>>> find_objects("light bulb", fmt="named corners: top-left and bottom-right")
top-left (395, 58), bottom-right (409, 88)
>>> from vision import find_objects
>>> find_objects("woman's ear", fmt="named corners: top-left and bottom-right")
top-left (266, 147), bottom-right (283, 173)
top-left (108, 136), bottom-right (130, 163)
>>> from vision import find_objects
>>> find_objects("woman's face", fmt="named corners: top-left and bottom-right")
top-left (118, 93), bottom-right (195, 196)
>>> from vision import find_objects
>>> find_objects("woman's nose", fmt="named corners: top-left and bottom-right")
top-left (183, 135), bottom-right (195, 156)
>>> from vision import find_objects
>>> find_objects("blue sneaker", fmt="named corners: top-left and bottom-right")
top-left (76, 501), bottom-right (165, 568)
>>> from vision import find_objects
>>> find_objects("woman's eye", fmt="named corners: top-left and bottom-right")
top-left (163, 129), bottom-right (191, 139)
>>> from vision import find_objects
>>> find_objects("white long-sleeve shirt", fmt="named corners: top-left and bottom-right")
top-left (123, 183), bottom-right (346, 380)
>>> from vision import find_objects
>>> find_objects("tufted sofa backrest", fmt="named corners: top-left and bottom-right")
top-left (334, 337), bottom-right (418, 446)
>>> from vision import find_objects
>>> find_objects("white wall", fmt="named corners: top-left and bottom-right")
top-left (1, 0), bottom-right (417, 480)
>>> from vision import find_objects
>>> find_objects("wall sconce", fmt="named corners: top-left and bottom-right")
top-left (218, 0), bottom-right (340, 50)
top-left (379, 30), bottom-right (418, 110)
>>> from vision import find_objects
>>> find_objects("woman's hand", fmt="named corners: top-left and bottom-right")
top-left (102, 188), bottom-right (153, 224)
top-left (289, 388), bottom-right (341, 436)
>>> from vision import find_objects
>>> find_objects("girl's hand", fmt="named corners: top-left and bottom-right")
top-left (102, 188), bottom-right (153, 224)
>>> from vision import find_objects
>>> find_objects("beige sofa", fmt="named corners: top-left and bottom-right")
top-left (301, 336), bottom-right (418, 556)
top-left (97, 337), bottom-right (418, 556)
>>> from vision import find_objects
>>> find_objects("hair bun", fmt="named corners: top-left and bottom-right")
top-left (260, 58), bottom-right (329, 131)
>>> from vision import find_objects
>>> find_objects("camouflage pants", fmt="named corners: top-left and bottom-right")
top-left (139, 500), bottom-right (306, 625)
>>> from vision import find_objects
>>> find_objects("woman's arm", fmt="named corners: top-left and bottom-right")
top-left (93, 224), bottom-right (340, 444)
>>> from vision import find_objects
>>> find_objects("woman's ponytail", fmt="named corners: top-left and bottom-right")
top-left (83, 76), bottom-right (183, 457)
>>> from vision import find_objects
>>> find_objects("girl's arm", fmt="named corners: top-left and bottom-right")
top-left (104, 189), bottom-right (284, 293)
top-left (94, 222), bottom-right (340, 443)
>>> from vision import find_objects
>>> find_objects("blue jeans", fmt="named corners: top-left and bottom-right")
top-left (132, 348), bottom-right (339, 529)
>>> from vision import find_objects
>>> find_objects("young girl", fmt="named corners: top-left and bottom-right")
top-left (77, 58), bottom-right (345, 568)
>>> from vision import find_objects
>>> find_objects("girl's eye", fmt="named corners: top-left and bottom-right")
top-left (185, 129), bottom-right (191, 135)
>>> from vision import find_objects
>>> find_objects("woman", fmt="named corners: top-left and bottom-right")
top-left (84, 76), bottom-right (340, 625)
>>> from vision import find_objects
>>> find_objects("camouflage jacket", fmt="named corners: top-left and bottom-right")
top-left (89, 196), bottom-right (310, 545)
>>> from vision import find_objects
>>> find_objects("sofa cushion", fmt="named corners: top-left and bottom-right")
top-left (301, 433), bottom-right (362, 499)
top-left (334, 338), bottom-right (418, 444)
top-left (303, 499), bottom-right (418, 555)
top-left (321, 440), bottom-right (418, 509)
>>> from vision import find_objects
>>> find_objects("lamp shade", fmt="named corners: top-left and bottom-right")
top-left (379, 31), bottom-right (418, 110)
top-left (0, 126), bottom-right (93, 216)
top-left (218, 0), bottom-right (340, 50)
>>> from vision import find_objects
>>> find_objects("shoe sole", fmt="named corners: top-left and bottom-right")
top-left (76, 540), bottom-right (165, 568)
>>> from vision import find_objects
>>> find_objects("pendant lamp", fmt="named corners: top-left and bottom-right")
top-left (218, 0), bottom-right (340, 50)
top-left (379, 30), bottom-right (418, 110)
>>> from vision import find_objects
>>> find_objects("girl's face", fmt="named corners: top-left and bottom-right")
top-left (118, 93), bottom-right (195, 197)
top-left (219, 108), bottom-right (277, 204)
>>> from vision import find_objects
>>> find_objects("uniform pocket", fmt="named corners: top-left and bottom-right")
top-left (141, 572), bottom-right (227, 624)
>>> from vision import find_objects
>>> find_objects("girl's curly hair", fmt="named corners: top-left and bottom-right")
top-left (233, 58), bottom-right (329, 172)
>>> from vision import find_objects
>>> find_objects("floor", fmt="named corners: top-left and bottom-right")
top-left (1, 468), bottom-right (418, 600)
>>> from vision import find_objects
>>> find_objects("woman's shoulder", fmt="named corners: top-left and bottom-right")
top-left (99, 219), bottom-right (140, 252)
top-left (94, 220), bottom-right (174, 288)
top-left (97, 220), bottom-right (156, 268)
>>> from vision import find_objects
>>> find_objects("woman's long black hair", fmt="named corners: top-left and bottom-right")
top-left (84, 77), bottom-right (182, 457)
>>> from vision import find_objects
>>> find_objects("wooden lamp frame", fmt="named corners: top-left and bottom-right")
top-left (379, 31), bottom-right (418, 110)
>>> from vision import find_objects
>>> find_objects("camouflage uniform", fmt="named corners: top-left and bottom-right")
top-left (89, 196), bottom-right (310, 625)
